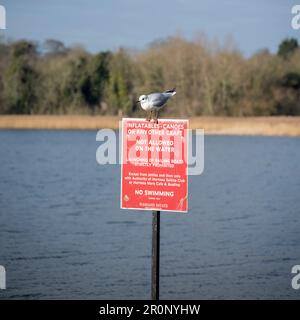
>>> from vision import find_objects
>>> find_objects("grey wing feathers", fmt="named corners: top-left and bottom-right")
top-left (148, 93), bottom-right (169, 107)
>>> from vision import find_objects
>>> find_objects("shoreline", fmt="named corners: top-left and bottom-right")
top-left (0, 115), bottom-right (300, 136)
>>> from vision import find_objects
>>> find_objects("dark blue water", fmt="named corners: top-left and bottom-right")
top-left (0, 130), bottom-right (300, 299)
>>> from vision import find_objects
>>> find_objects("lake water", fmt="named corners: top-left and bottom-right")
top-left (0, 130), bottom-right (300, 299)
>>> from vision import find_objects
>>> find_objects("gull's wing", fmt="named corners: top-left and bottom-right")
top-left (148, 93), bottom-right (169, 107)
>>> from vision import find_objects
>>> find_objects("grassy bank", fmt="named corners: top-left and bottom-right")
top-left (0, 115), bottom-right (300, 136)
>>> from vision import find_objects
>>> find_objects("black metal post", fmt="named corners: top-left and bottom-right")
top-left (151, 210), bottom-right (160, 300)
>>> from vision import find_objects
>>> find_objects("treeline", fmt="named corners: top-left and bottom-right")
top-left (0, 36), bottom-right (300, 116)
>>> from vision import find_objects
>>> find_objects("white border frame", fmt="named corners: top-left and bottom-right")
top-left (120, 118), bottom-right (189, 213)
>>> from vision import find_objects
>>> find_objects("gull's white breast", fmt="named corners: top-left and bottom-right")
top-left (140, 100), bottom-right (152, 111)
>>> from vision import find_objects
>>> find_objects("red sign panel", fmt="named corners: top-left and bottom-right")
top-left (121, 118), bottom-right (188, 212)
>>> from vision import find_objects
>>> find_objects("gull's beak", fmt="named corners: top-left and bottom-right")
top-left (135, 100), bottom-right (140, 103)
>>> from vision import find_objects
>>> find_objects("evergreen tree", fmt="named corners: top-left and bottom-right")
top-left (4, 41), bottom-right (39, 114)
top-left (278, 38), bottom-right (299, 59)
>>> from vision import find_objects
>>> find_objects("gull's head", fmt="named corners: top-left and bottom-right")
top-left (138, 95), bottom-right (147, 103)
top-left (136, 94), bottom-right (149, 110)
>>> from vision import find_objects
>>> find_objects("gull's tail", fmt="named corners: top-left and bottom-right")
top-left (165, 87), bottom-right (176, 96)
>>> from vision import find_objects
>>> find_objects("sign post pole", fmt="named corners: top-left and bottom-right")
top-left (121, 118), bottom-right (189, 300)
top-left (151, 210), bottom-right (160, 300)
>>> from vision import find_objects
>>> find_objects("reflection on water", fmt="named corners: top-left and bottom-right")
top-left (0, 130), bottom-right (300, 299)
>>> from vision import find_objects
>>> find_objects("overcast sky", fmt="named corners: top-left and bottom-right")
top-left (1, 0), bottom-right (300, 56)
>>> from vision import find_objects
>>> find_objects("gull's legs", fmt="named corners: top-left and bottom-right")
top-left (146, 110), bottom-right (151, 121)
top-left (154, 109), bottom-right (159, 124)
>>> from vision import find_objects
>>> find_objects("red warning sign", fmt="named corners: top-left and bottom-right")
top-left (121, 118), bottom-right (188, 212)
